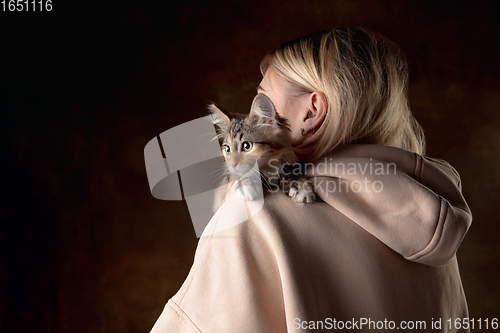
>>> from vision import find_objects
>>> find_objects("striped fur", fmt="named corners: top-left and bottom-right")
top-left (209, 94), bottom-right (315, 212)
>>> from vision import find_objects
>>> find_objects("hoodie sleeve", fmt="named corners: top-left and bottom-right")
top-left (403, 154), bottom-right (472, 265)
top-left (306, 144), bottom-right (472, 266)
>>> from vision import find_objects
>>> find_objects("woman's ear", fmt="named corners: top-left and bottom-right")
top-left (303, 91), bottom-right (327, 132)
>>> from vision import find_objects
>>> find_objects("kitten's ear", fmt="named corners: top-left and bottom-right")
top-left (208, 103), bottom-right (231, 129)
top-left (249, 93), bottom-right (277, 124)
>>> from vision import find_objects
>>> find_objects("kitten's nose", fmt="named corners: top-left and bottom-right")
top-left (230, 162), bottom-right (238, 169)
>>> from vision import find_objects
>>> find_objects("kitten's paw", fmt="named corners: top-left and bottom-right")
top-left (291, 188), bottom-right (316, 203)
top-left (288, 178), bottom-right (316, 203)
top-left (288, 187), bottom-right (299, 198)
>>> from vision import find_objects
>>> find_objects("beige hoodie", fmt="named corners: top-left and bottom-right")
top-left (150, 144), bottom-right (472, 332)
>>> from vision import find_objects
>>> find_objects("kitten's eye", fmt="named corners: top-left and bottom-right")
top-left (242, 141), bottom-right (253, 152)
top-left (224, 145), bottom-right (231, 154)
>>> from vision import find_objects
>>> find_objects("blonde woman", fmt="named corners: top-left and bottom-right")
top-left (150, 27), bottom-right (472, 332)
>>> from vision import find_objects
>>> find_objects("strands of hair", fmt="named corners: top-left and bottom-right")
top-left (260, 27), bottom-right (426, 161)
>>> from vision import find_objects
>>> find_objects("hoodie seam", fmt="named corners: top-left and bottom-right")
top-left (167, 299), bottom-right (203, 333)
top-left (412, 153), bottom-right (423, 183)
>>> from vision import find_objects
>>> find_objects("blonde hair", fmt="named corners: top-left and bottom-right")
top-left (260, 27), bottom-right (426, 161)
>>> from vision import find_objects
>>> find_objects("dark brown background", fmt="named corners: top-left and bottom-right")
top-left (1, 1), bottom-right (499, 332)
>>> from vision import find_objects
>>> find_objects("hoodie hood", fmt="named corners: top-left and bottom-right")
top-left (305, 144), bottom-right (472, 266)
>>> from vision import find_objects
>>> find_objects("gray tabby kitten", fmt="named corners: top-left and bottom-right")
top-left (209, 93), bottom-right (316, 212)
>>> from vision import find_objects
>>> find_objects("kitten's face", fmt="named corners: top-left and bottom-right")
top-left (219, 116), bottom-right (270, 177)
top-left (209, 94), bottom-right (294, 179)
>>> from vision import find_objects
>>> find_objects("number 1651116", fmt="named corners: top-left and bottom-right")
top-left (2, 0), bottom-right (53, 11)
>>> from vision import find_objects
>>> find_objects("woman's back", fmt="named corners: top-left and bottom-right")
top-left (150, 144), bottom-right (470, 332)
